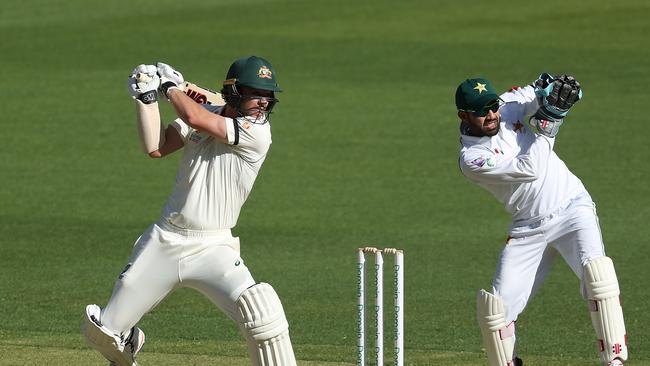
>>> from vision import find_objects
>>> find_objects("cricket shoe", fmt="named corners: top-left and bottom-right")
top-left (109, 327), bottom-right (145, 366)
top-left (608, 359), bottom-right (624, 366)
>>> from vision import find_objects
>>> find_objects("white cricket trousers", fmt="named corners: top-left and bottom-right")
top-left (101, 221), bottom-right (256, 334)
top-left (493, 193), bottom-right (606, 324)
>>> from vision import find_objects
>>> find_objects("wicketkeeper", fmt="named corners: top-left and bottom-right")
top-left (82, 56), bottom-right (298, 366)
top-left (456, 74), bottom-right (628, 366)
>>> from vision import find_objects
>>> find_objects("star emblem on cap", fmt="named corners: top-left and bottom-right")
top-left (474, 83), bottom-right (487, 93)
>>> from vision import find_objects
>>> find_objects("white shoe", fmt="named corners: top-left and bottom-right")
top-left (608, 359), bottom-right (624, 366)
top-left (108, 327), bottom-right (145, 366)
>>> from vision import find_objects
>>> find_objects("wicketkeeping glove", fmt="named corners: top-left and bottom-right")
top-left (156, 62), bottom-right (184, 98)
top-left (127, 64), bottom-right (161, 104)
top-left (529, 73), bottom-right (583, 137)
top-left (534, 73), bottom-right (582, 121)
top-left (527, 115), bottom-right (564, 138)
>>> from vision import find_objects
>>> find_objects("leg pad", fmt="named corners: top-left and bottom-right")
top-left (584, 257), bottom-right (628, 364)
top-left (235, 283), bottom-right (297, 366)
top-left (477, 290), bottom-right (516, 366)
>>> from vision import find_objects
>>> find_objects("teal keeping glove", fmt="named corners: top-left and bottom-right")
top-left (529, 73), bottom-right (583, 137)
top-left (534, 73), bottom-right (583, 120)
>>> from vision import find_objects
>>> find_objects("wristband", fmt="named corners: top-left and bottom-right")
top-left (137, 90), bottom-right (157, 104)
top-left (160, 81), bottom-right (180, 97)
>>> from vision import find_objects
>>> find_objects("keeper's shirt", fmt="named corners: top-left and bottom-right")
top-left (458, 85), bottom-right (588, 225)
top-left (159, 105), bottom-right (271, 231)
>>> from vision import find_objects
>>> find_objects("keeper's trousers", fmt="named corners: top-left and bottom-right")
top-left (493, 193), bottom-right (606, 324)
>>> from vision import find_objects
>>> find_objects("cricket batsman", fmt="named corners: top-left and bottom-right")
top-left (456, 75), bottom-right (628, 365)
top-left (81, 56), bottom-right (298, 365)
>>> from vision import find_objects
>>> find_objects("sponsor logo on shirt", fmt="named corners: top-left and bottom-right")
top-left (242, 121), bottom-right (251, 130)
top-left (471, 157), bottom-right (486, 167)
top-left (486, 157), bottom-right (496, 167)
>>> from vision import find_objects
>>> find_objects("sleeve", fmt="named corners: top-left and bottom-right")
top-left (500, 85), bottom-right (540, 119)
top-left (225, 118), bottom-right (272, 163)
top-left (460, 136), bottom-right (554, 184)
top-left (170, 118), bottom-right (195, 144)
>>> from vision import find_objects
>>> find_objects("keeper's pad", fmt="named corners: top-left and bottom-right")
top-left (584, 257), bottom-right (628, 365)
top-left (235, 283), bottom-right (297, 366)
top-left (477, 290), bottom-right (516, 366)
top-left (82, 304), bottom-right (145, 366)
top-left (135, 99), bottom-right (165, 154)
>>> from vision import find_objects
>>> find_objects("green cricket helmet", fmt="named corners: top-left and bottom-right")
top-left (221, 56), bottom-right (282, 118)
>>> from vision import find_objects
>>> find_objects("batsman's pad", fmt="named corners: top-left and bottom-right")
top-left (82, 304), bottom-right (145, 366)
top-left (584, 257), bottom-right (628, 364)
top-left (235, 283), bottom-right (297, 366)
top-left (135, 99), bottom-right (165, 154)
top-left (477, 290), bottom-right (516, 366)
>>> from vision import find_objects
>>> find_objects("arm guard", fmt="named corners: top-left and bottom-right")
top-left (134, 99), bottom-right (165, 154)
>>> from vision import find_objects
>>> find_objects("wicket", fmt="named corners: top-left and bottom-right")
top-left (357, 247), bottom-right (404, 366)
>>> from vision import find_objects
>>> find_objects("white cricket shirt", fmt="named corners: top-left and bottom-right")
top-left (159, 105), bottom-right (272, 230)
top-left (459, 85), bottom-right (587, 225)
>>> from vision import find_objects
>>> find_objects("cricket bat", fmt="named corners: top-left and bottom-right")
top-left (181, 81), bottom-right (225, 106)
top-left (135, 72), bottom-right (225, 106)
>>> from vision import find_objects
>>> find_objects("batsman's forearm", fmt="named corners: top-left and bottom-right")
top-left (167, 88), bottom-right (229, 142)
top-left (167, 88), bottom-right (208, 128)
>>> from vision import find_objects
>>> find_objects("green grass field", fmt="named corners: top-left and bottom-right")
top-left (1, 0), bottom-right (649, 365)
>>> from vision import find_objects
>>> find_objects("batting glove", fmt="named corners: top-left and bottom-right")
top-left (127, 64), bottom-right (161, 104)
top-left (156, 62), bottom-right (184, 98)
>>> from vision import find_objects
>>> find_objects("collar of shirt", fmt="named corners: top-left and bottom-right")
top-left (460, 130), bottom-right (493, 148)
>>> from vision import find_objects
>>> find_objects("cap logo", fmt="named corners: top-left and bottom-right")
top-left (258, 65), bottom-right (273, 79)
top-left (474, 82), bottom-right (487, 93)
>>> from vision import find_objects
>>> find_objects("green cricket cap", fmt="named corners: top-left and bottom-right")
top-left (455, 78), bottom-right (499, 112)
top-left (224, 55), bottom-right (282, 92)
